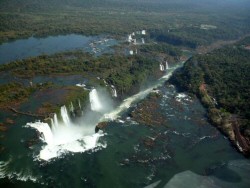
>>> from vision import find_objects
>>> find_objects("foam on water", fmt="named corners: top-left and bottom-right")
top-left (26, 97), bottom-right (106, 161)
top-left (27, 121), bottom-right (54, 145)
top-left (26, 63), bottom-right (183, 161)
top-left (102, 63), bottom-right (182, 120)
top-left (0, 159), bottom-right (39, 183)
top-left (26, 120), bottom-right (105, 161)
top-left (175, 93), bottom-right (192, 103)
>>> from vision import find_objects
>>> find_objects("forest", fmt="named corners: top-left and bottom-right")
top-left (0, 0), bottom-right (250, 48)
top-left (169, 37), bottom-right (250, 143)
top-left (0, 47), bottom-right (171, 109)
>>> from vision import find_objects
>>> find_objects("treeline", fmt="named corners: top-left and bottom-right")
top-left (149, 21), bottom-right (250, 49)
top-left (140, 43), bottom-right (181, 57)
top-left (170, 41), bottom-right (250, 139)
top-left (0, 82), bottom-right (53, 108)
top-left (1, 0), bottom-right (250, 13)
top-left (150, 30), bottom-right (199, 48)
top-left (0, 83), bottom-right (34, 108)
top-left (0, 51), bottom-right (160, 97)
top-left (0, 0), bottom-right (250, 45)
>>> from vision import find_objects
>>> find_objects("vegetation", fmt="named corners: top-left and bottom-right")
top-left (170, 37), bottom-right (250, 152)
top-left (139, 43), bottom-right (181, 57)
top-left (0, 0), bottom-right (250, 157)
top-left (0, 0), bottom-right (250, 47)
top-left (0, 82), bottom-right (35, 108)
top-left (0, 50), bottom-right (164, 98)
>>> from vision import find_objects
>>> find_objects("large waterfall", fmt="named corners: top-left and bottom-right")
top-left (28, 121), bottom-right (54, 145)
top-left (102, 62), bottom-right (183, 120)
top-left (26, 62), bottom-right (183, 161)
top-left (89, 89), bottom-right (103, 112)
top-left (26, 103), bottom-right (105, 161)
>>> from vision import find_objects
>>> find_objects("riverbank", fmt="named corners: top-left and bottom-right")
top-left (169, 38), bottom-right (250, 156)
top-left (198, 83), bottom-right (250, 156)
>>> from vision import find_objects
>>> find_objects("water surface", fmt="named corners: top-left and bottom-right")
top-left (0, 34), bottom-right (117, 64)
top-left (0, 85), bottom-right (249, 187)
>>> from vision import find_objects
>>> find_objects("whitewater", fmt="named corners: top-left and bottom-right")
top-left (26, 62), bottom-right (183, 161)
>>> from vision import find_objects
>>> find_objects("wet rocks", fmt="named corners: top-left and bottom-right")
top-left (143, 138), bottom-right (155, 148)
top-left (130, 93), bottom-right (167, 126)
top-left (95, 121), bottom-right (108, 132)
top-left (0, 123), bottom-right (7, 131)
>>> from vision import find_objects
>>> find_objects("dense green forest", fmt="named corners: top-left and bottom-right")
top-left (0, 49), bottom-right (166, 107)
top-left (170, 37), bottom-right (250, 142)
top-left (0, 0), bottom-right (250, 48)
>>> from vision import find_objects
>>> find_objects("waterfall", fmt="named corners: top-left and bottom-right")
top-left (166, 61), bottom-right (169, 70)
top-left (89, 89), bottom-right (103, 112)
top-left (26, 89), bottom-right (109, 161)
top-left (51, 114), bottom-right (59, 132)
top-left (78, 99), bottom-right (82, 109)
top-left (51, 119), bottom-right (55, 132)
top-left (128, 34), bottom-right (132, 42)
top-left (111, 85), bottom-right (118, 97)
top-left (141, 38), bottom-right (145, 44)
top-left (70, 102), bottom-right (74, 112)
top-left (160, 63), bottom-right (164, 71)
top-left (102, 62), bottom-right (183, 120)
top-left (53, 114), bottom-right (59, 130)
top-left (27, 121), bottom-right (54, 145)
top-left (60, 106), bottom-right (71, 126)
top-left (25, 61), bottom-right (183, 161)
top-left (112, 88), bottom-right (117, 98)
top-left (26, 101), bottom-right (105, 161)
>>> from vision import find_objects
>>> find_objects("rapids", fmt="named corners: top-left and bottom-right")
top-left (2, 61), bottom-right (249, 188)
top-left (25, 63), bottom-right (182, 161)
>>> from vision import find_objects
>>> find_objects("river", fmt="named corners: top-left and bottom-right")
top-left (0, 62), bottom-right (249, 187)
top-left (0, 34), bottom-right (117, 64)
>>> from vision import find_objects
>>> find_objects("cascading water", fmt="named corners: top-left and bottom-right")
top-left (111, 85), bottom-right (118, 98)
top-left (102, 62), bottom-right (183, 120)
top-left (26, 103), bottom-right (106, 161)
top-left (60, 105), bottom-right (72, 126)
top-left (166, 61), bottom-right (169, 70)
top-left (112, 88), bottom-right (117, 97)
top-left (89, 89), bottom-right (103, 112)
top-left (51, 113), bottom-right (59, 131)
top-left (70, 102), bottom-right (74, 112)
top-left (27, 122), bottom-right (54, 145)
top-left (26, 62), bottom-right (183, 161)
top-left (160, 63), bottom-right (164, 71)
top-left (78, 99), bottom-right (82, 109)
